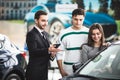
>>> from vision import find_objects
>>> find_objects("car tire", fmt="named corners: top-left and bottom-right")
top-left (5, 73), bottom-right (22, 80)
top-left (49, 20), bottom-right (64, 44)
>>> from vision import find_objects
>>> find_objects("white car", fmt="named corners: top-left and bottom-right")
top-left (61, 40), bottom-right (120, 80)
top-left (0, 34), bottom-right (27, 80)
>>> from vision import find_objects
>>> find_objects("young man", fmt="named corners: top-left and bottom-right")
top-left (25, 10), bottom-right (61, 80)
top-left (56, 8), bottom-right (89, 77)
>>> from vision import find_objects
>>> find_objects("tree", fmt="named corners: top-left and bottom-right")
top-left (110, 0), bottom-right (120, 20)
top-left (71, 0), bottom-right (84, 9)
top-left (77, 0), bottom-right (84, 9)
top-left (71, 0), bottom-right (76, 3)
top-left (88, 2), bottom-right (92, 12)
top-left (98, 0), bottom-right (109, 13)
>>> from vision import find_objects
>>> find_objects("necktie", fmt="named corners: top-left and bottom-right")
top-left (41, 31), bottom-right (46, 39)
top-left (41, 31), bottom-right (49, 46)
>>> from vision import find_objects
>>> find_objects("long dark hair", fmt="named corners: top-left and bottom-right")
top-left (87, 23), bottom-right (105, 50)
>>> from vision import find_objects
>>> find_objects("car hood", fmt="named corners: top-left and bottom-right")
top-left (61, 74), bottom-right (116, 80)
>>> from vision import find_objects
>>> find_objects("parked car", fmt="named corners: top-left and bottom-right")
top-left (25, 4), bottom-right (118, 43)
top-left (61, 40), bottom-right (120, 80)
top-left (0, 34), bottom-right (27, 80)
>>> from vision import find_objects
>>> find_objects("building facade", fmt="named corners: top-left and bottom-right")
top-left (0, 0), bottom-right (37, 20)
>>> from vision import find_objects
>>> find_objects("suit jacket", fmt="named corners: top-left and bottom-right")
top-left (25, 27), bottom-right (50, 80)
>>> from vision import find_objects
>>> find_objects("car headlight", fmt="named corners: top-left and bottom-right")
top-left (0, 54), bottom-right (10, 63)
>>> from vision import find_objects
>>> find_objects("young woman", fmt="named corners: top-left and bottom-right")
top-left (81, 23), bottom-right (109, 64)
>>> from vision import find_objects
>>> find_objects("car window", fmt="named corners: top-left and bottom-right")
top-left (79, 44), bottom-right (120, 79)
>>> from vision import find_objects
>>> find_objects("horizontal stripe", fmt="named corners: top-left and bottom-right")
top-left (61, 32), bottom-right (88, 41)
top-left (64, 62), bottom-right (74, 65)
top-left (66, 47), bottom-right (82, 50)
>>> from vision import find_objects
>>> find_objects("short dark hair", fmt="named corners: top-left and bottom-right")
top-left (72, 8), bottom-right (85, 17)
top-left (34, 10), bottom-right (47, 20)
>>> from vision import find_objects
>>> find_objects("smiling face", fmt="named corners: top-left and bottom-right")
top-left (34, 10), bottom-right (48, 30)
top-left (88, 23), bottom-right (105, 47)
top-left (91, 29), bottom-right (102, 43)
top-left (35, 15), bottom-right (48, 30)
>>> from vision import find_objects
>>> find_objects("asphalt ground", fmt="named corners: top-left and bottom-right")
top-left (0, 20), bottom-right (26, 50)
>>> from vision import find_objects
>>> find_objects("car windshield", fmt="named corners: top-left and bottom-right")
top-left (79, 44), bottom-right (120, 79)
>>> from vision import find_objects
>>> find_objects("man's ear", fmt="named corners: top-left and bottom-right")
top-left (35, 19), bottom-right (38, 24)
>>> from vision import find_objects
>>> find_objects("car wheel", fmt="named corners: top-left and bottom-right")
top-left (49, 20), bottom-right (64, 44)
top-left (5, 73), bottom-right (22, 80)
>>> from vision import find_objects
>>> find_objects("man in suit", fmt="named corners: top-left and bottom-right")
top-left (25, 10), bottom-right (61, 80)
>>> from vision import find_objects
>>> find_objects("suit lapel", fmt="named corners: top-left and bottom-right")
top-left (33, 28), bottom-right (49, 47)
top-left (42, 31), bottom-right (51, 45)
top-left (42, 32), bottom-right (50, 47)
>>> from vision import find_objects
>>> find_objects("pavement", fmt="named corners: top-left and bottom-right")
top-left (0, 20), bottom-right (62, 80)
top-left (0, 21), bottom-right (26, 50)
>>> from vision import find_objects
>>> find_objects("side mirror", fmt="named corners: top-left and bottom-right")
top-left (72, 62), bottom-right (83, 73)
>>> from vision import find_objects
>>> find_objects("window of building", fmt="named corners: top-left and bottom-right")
top-left (20, 13), bottom-right (22, 19)
top-left (2, 2), bottom-right (4, 7)
top-left (20, 3), bottom-right (22, 7)
top-left (24, 3), bottom-right (26, 7)
top-left (24, 10), bottom-right (26, 14)
top-left (15, 10), bottom-right (17, 13)
top-left (6, 10), bottom-right (9, 14)
top-left (11, 13), bottom-right (13, 19)
top-left (2, 9), bottom-right (4, 14)
top-left (20, 10), bottom-right (22, 14)
top-left (6, 15), bottom-right (9, 19)
top-left (28, 3), bottom-right (31, 7)
top-left (11, 3), bottom-right (13, 7)
top-left (6, 2), bottom-right (9, 7)
top-left (32, 3), bottom-right (34, 6)
top-left (11, 10), bottom-right (13, 13)
top-left (1, 16), bottom-right (4, 19)
top-left (14, 2), bottom-right (19, 9)
top-left (28, 9), bottom-right (30, 12)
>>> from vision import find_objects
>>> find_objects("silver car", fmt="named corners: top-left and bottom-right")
top-left (0, 34), bottom-right (27, 80)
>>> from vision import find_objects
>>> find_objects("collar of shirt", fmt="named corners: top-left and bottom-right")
top-left (34, 25), bottom-right (44, 36)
